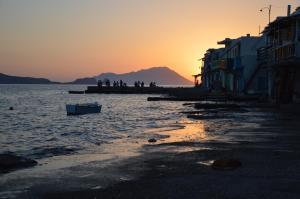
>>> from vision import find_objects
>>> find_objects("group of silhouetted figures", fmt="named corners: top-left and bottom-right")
top-left (113, 80), bottom-right (127, 87)
top-left (149, 82), bottom-right (157, 87)
top-left (97, 79), bottom-right (127, 88)
top-left (97, 79), bottom-right (157, 88)
top-left (134, 81), bottom-right (144, 88)
top-left (134, 81), bottom-right (157, 88)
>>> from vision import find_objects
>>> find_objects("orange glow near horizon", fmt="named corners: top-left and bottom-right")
top-left (0, 0), bottom-right (299, 82)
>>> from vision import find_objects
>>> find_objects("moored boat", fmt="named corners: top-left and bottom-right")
top-left (69, 91), bottom-right (85, 94)
top-left (66, 102), bottom-right (101, 115)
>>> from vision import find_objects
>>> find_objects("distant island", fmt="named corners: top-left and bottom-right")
top-left (71, 67), bottom-right (193, 85)
top-left (1, 67), bottom-right (193, 85)
top-left (0, 73), bottom-right (57, 84)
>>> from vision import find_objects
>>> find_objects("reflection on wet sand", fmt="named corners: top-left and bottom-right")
top-left (160, 122), bottom-right (208, 143)
top-left (141, 122), bottom-right (215, 153)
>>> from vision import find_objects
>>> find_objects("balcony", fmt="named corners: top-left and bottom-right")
top-left (209, 58), bottom-right (242, 71)
top-left (211, 59), bottom-right (226, 70)
top-left (257, 43), bottom-right (297, 66)
top-left (275, 43), bottom-right (296, 62)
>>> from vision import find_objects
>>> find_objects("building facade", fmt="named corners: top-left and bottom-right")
top-left (259, 6), bottom-right (300, 103)
top-left (201, 48), bottom-right (225, 91)
top-left (201, 35), bottom-right (264, 95)
top-left (198, 5), bottom-right (300, 103)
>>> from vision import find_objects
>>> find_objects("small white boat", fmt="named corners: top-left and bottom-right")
top-left (66, 102), bottom-right (102, 115)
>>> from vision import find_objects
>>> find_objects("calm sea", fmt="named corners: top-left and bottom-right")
top-left (0, 84), bottom-right (192, 160)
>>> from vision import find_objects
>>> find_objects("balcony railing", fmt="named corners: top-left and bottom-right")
top-left (275, 43), bottom-right (295, 62)
top-left (207, 57), bottom-right (242, 71)
top-left (211, 59), bottom-right (226, 70)
top-left (258, 43), bottom-right (296, 66)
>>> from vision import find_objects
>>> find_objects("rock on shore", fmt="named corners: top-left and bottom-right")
top-left (211, 159), bottom-right (242, 170)
top-left (0, 153), bottom-right (38, 173)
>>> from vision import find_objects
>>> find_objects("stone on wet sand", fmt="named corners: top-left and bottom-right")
top-left (211, 159), bottom-right (242, 170)
top-left (0, 153), bottom-right (38, 173)
top-left (148, 138), bottom-right (157, 143)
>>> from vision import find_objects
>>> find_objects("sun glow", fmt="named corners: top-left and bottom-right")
top-left (0, 0), bottom-right (297, 81)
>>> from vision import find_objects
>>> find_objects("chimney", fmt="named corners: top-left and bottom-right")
top-left (287, 5), bottom-right (291, 16)
top-left (246, 34), bottom-right (250, 37)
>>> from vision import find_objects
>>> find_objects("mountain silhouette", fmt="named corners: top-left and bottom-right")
top-left (0, 73), bottom-right (57, 84)
top-left (71, 67), bottom-right (192, 85)
top-left (1, 67), bottom-right (193, 85)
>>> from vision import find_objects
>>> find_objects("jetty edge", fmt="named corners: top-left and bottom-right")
top-left (84, 85), bottom-right (199, 95)
top-left (81, 85), bottom-right (264, 102)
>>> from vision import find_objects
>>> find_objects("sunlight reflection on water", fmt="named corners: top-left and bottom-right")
top-left (155, 123), bottom-right (208, 143)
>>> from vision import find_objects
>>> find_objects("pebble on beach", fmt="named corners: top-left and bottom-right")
top-left (148, 138), bottom-right (157, 143)
top-left (211, 159), bottom-right (242, 170)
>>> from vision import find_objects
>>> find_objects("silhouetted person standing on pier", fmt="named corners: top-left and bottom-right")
top-left (97, 80), bottom-right (102, 88)
top-left (105, 79), bottom-right (111, 87)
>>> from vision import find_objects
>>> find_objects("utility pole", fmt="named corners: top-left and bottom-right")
top-left (260, 5), bottom-right (272, 25)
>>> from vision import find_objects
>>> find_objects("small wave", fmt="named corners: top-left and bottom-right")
top-left (61, 131), bottom-right (85, 136)
top-left (45, 137), bottom-right (58, 142)
top-left (29, 146), bottom-right (81, 159)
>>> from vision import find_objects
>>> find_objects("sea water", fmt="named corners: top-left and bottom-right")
top-left (0, 84), bottom-right (276, 197)
top-left (0, 84), bottom-right (193, 160)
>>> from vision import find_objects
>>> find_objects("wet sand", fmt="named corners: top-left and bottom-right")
top-left (22, 106), bottom-right (300, 199)
top-left (4, 105), bottom-right (300, 199)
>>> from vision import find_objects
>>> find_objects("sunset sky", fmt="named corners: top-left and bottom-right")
top-left (0, 0), bottom-right (299, 82)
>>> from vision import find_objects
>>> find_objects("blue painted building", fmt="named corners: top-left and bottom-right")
top-left (201, 34), bottom-right (264, 95)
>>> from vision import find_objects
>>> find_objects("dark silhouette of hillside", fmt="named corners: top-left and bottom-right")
top-left (1, 67), bottom-right (193, 85)
top-left (69, 77), bottom-right (97, 85)
top-left (70, 67), bottom-right (193, 85)
top-left (0, 73), bottom-right (57, 84)
top-left (92, 67), bottom-right (193, 85)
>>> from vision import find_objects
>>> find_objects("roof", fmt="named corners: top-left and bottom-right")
top-left (291, 7), bottom-right (300, 16)
top-left (263, 7), bottom-right (300, 33)
top-left (217, 38), bottom-right (232, 45)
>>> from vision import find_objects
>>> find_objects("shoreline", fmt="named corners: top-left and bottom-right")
top-left (2, 102), bottom-right (300, 198)
top-left (39, 126), bottom-right (300, 198)
top-left (15, 106), bottom-right (300, 199)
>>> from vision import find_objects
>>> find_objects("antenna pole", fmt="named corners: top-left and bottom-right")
top-left (268, 5), bottom-right (272, 24)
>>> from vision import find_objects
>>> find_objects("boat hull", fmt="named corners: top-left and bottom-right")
top-left (66, 104), bottom-right (101, 115)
